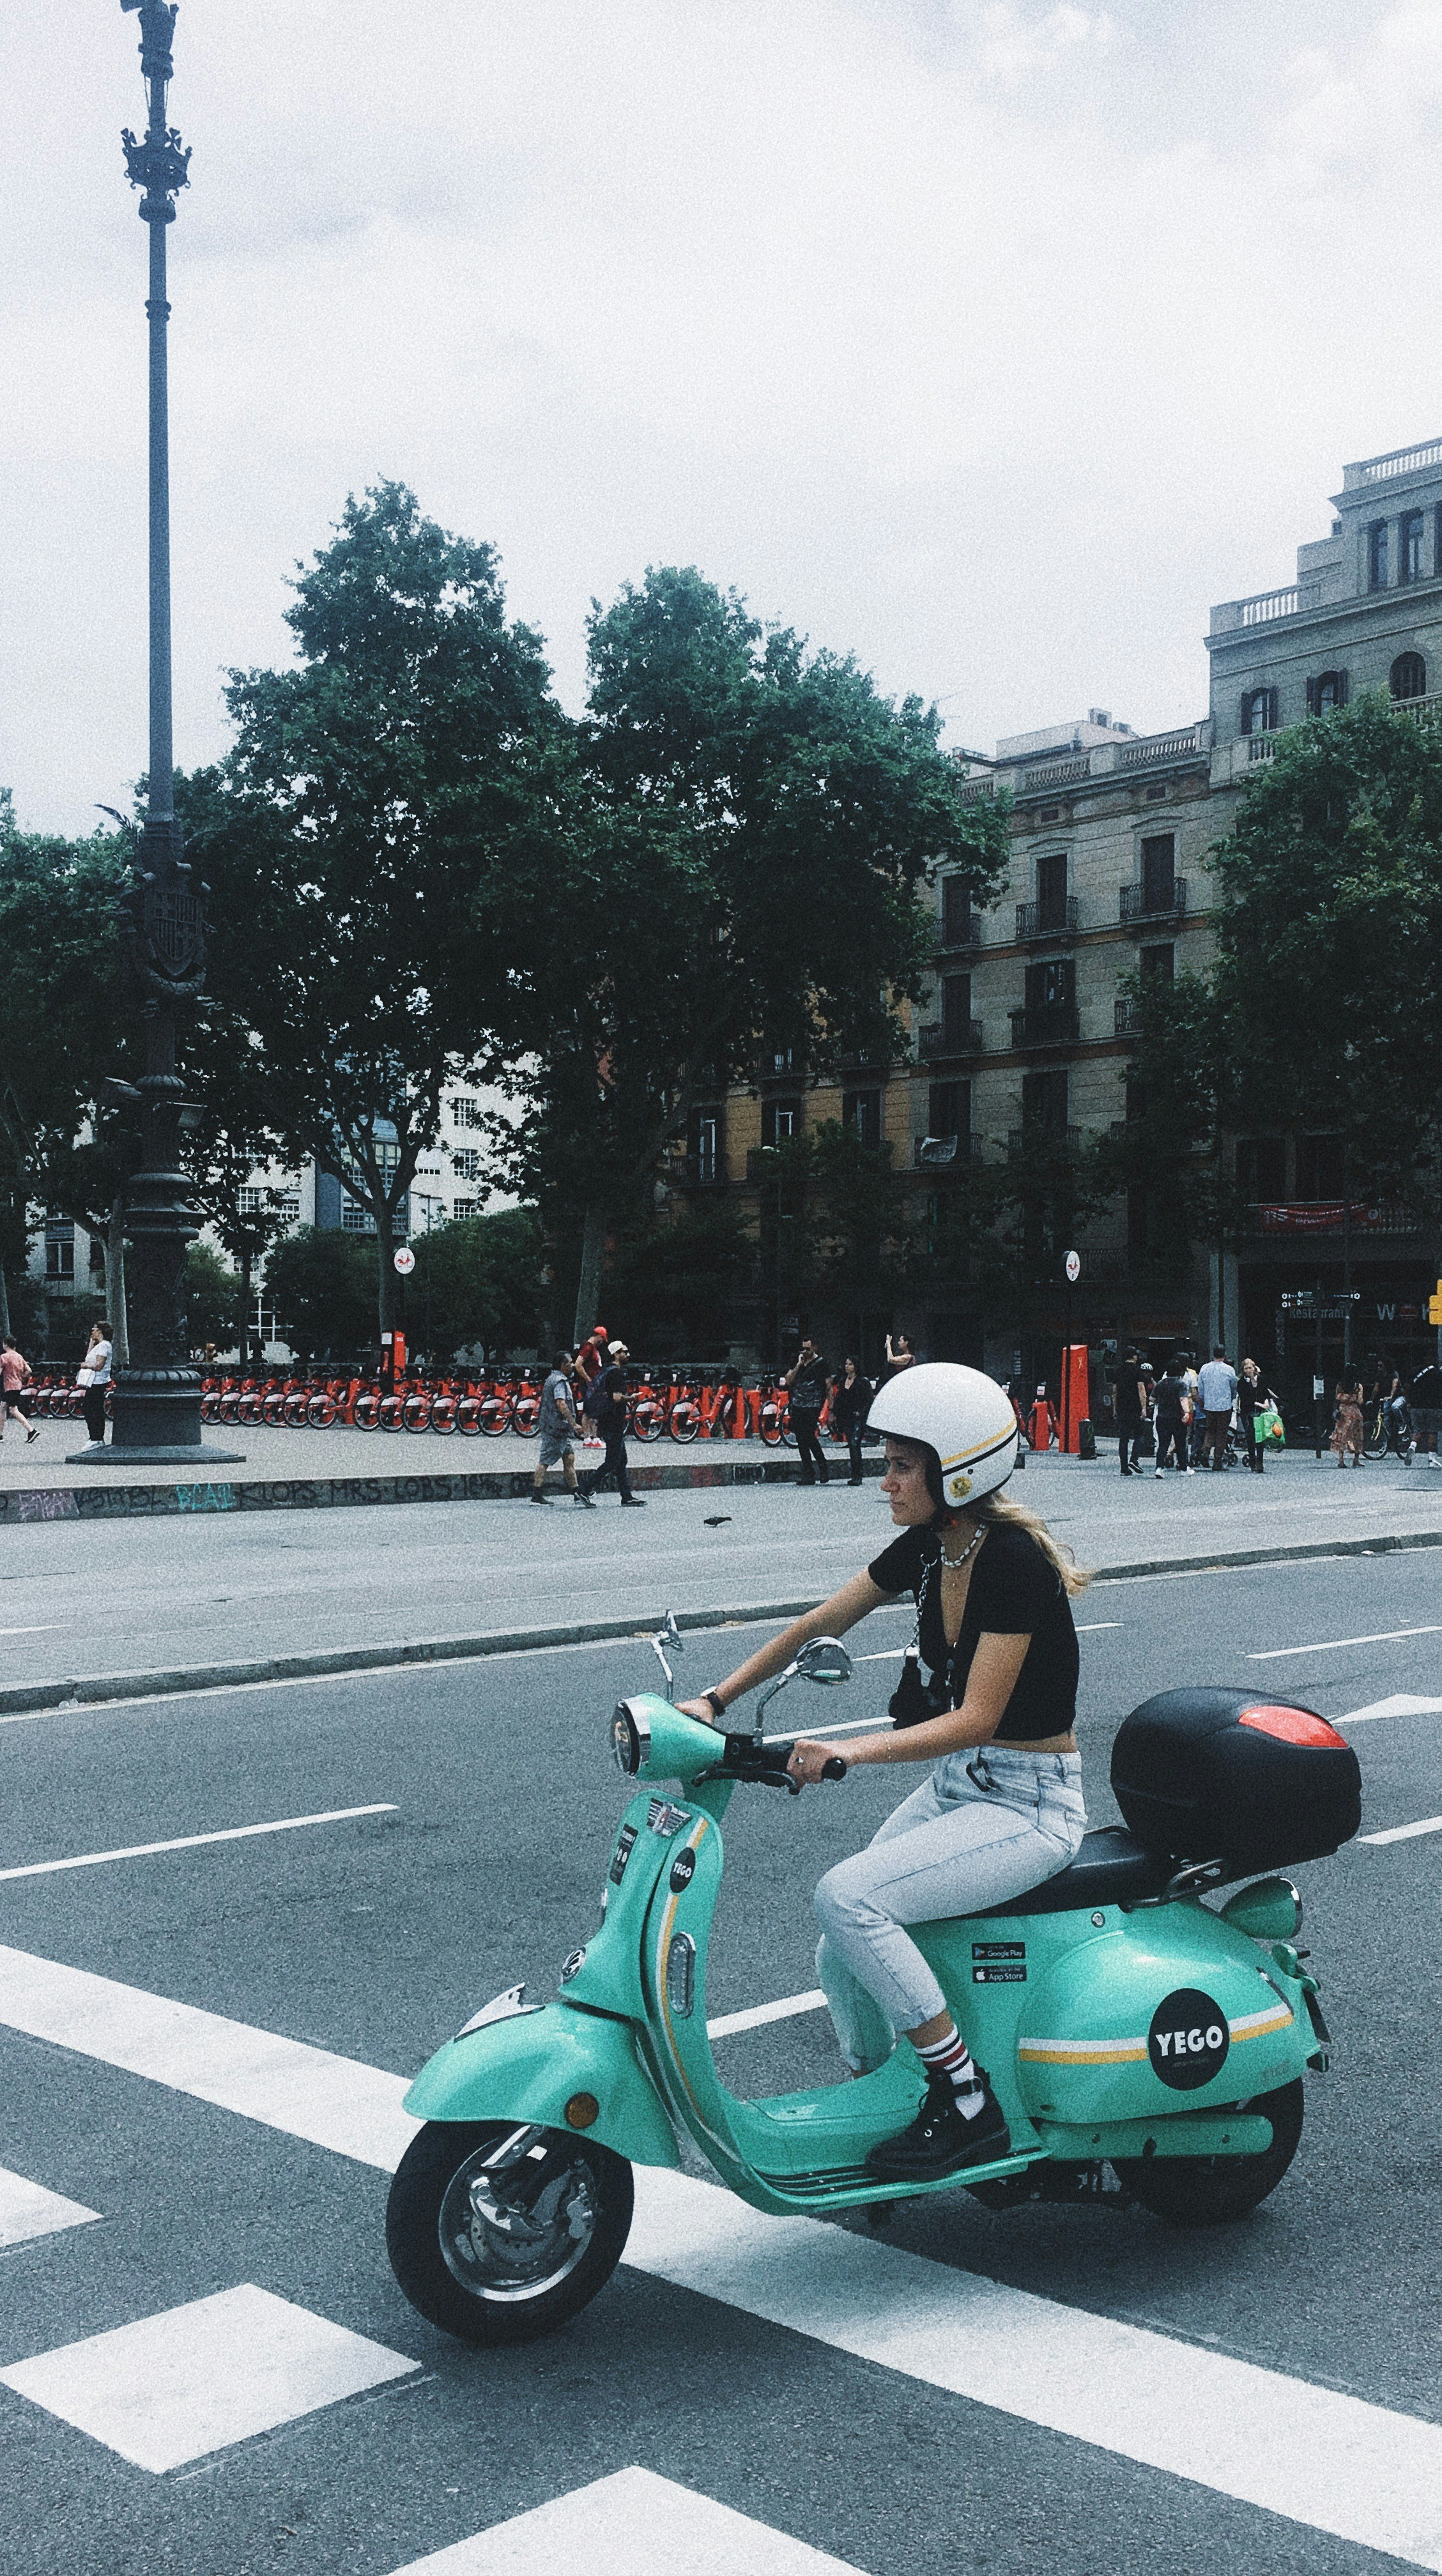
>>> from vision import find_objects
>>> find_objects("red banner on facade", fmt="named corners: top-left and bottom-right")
top-left (1257, 1202), bottom-right (1388, 1234)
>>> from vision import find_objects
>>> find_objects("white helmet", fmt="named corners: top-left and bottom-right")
top-left (868, 1361), bottom-right (1018, 1508)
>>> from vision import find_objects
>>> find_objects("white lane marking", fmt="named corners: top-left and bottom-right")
top-left (0, 2283), bottom-right (416, 2473)
top-left (1075, 1621), bottom-right (1122, 1632)
top-left (626, 2168), bottom-right (1442, 2571)
top-left (1361, 1813), bottom-right (1442, 1846)
top-left (0, 1945), bottom-right (417, 2170)
top-left (0, 1803), bottom-right (396, 1885)
top-left (0, 2163), bottom-right (100, 2249)
top-left (385, 2465), bottom-right (867, 2574)
top-left (0, 1627), bottom-right (60, 1637)
top-left (1250, 1624), bottom-right (1442, 1660)
top-left (707, 1990), bottom-right (828, 2040)
top-left (8, 1947), bottom-right (1442, 2564)
top-left (1340, 1694), bottom-right (1442, 1726)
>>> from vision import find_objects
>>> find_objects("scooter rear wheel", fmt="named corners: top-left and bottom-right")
top-left (386, 2118), bottom-right (634, 2345)
top-left (1114, 2078), bottom-right (1304, 2226)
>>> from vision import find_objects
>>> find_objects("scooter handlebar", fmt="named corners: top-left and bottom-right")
top-left (694, 1734), bottom-right (848, 1792)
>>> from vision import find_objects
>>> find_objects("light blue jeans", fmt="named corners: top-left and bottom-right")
top-left (815, 1747), bottom-right (1086, 2073)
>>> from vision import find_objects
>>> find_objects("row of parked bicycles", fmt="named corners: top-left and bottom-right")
top-left (98, 1363), bottom-right (854, 1444)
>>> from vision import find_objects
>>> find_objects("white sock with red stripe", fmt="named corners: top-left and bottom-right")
top-left (915, 2023), bottom-right (986, 2117)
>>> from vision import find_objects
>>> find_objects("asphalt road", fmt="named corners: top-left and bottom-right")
top-left (3, 1451), bottom-right (1441, 1689)
top-left (0, 1544), bottom-right (1440, 2573)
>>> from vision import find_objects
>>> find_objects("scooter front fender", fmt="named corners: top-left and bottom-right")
top-left (403, 1999), bottom-right (681, 2170)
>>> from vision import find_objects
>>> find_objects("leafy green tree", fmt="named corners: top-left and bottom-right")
top-left (183, 1243), bottom-right (243, 1353)
top-left (183, 482), bottom-right (565, 1340)
top-left (523, 567), bottom-right (1011, 1338)
top-left (264, 1226), bottom-right (378, 1363)
top-left (408, 1208), bottom-right (546, 1361)
top-left (601, 1195), bottom-right (759, 1355)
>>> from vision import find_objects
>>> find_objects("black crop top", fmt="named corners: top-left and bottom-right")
top-left (867, 1521), bottom-right (1079, 1743)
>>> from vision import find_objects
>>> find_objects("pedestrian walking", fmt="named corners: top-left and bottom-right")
top-left (530, 1351), bottom-right (594, 1506)
top-left (1152, 1357), bottom-right (1191, 1474)
top-left (785, 1336), bottom-right (832, 1485)
top-left (581, 1341), bottom-right (644, 1506)
top-left (1330, 1372), bottom-right (1365, 1469)
top-left (1196, 1346), bottom-right (1238, 1471)
top-left (572, 1324), bottom-right (610, 1404)
top-left (1236, 1356), bottom-right (1276, 1475)
top-left (76, 1320), bottom-right (112, 1447)
top-left (832, 1356), bottom-right (875, 1485)
top-left (0, 1336), bottom-right (40, 1445)
top-left (1410, 1356), bottom-right (1442, 1469)
top-left (1111, 1346), bottom-right (1146, 1476)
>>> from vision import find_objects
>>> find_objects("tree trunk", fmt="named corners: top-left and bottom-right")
top-left (572, 1200), bottom-right (607, 1346)
top-left (0, 1254), bottom-right (10, 1341)
top-left (107, 1197), bottom-right (130, 1367)
top-left (376, 1202), bottom-right (395, 1338)
top-left (239, 1245), bottom-right (252, 1367)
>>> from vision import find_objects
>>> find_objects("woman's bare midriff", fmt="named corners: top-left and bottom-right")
top-left (992, 1731), bottom-right (1077, 1754)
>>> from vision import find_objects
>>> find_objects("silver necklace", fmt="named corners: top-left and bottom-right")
top-left (939, 1524), bottom-right (983, 1570)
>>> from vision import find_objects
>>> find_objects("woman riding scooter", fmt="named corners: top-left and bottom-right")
top-left (680, 1363), bottom-right (1087, 2186)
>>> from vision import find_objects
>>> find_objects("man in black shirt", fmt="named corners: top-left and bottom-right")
top-left (1411, 1359), bottom-right (1442, 1467)
top-left (785, 1337), bottom-right (831, 1485)
top-left (581, 1341), bottom-right (645, 1506)
top-left (1111, 1347), bottom-right (1146, 1478)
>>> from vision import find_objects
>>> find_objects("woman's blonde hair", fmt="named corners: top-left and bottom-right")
top-left (969, 1489), bottom-right (1091, 1597)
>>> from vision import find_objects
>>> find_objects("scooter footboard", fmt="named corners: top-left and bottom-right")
top-left (403, 2000), bottom-right (680, 2170)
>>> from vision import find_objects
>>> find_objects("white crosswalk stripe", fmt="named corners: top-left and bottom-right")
top-left (0, 2283), bottom-right (417, 2473)
top-left (3, 1939), bottom-right (1442, 2566)
top-left (0, 2162), bottom-right (99, 2250)
top-left (384, 2465), bottom-right (868, 2573)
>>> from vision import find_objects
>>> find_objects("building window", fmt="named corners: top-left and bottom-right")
top-left (340, 1192), bottom-right (376, 1234)
top-left (1021, 1068), bottom-right (1069, 1131)
top-left (1140, 833), bottom-right (1176, 910)
top-left (1024, 957), bottom-right (1074, 1015)
top-left (1140, 942), bottom-right (1174, 985)
top-left (451, 1148), bottom-right (482, 1181)
top-left (1367, 521), bottom-right (1390, 590)
top-left (940, 972), bottom-right (972, 1042)
top-left (1400, 511), bottom-right (1425, 583)
top-left (1035, 850), bottom-right (1068, 930)
top-left (767, 1043), bottom-right (801, 1078)
top-left (1391, 651), bottom-right (1427, 700)
top-left (940, 875), bottom-right (974, 945)
top-left (689, 1105), bottom-right (721, 1182)
top-left (44, 1219), bottom-right (75, 1280)
top-left (450, 1199), bottom-right (476, 1221)
top-left (1306, 670), bottom-right (1349, 716)
top-left (1236, 1137), bottom-right (1287, 1201)
top-left (928, 1080), bottom-right (968, 1140)
top-left (843, 1088), bottom-right (882, 1149)
top-left (451, 1097), bottom-right (482, 1129)
top-left (1239, 686), bottom-right (1278, 735)
top-left (236, 1186), bottom-right (300, 1220)
top-left (762, 1098), bottom-right (801, 1147)
top-left (1296, 1133), bottom-right (1344, 1199)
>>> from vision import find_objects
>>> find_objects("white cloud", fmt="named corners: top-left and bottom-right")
top-left (969, 3), bottom-right (1119, 82)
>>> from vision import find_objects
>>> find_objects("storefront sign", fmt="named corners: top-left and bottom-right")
top-left (1259, 1202), bottom-right (1405, 1235)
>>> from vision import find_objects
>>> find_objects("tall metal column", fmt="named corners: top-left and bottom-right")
top-left (79, 1), bottom-right (240, 1460)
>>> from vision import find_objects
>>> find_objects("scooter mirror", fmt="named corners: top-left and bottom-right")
top-left (648, 1611), bottom-right (684, 1701)
top-left (797, 1637), bottom-right (852, 1686)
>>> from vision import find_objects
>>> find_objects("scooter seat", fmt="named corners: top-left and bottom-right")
top-left (965, 1825), bottom-right (1172, 1917)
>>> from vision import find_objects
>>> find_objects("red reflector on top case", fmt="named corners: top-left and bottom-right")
top-left (1239, 1705), bottom-right (1349, 1750)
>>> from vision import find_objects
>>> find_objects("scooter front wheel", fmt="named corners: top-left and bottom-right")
top-left (1114, 2078), bottom-right (1304, 2227)
top-left (386, 2119), bottom-right (634, 2345)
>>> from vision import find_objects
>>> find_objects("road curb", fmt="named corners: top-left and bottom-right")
top-left (3, 1523), bottom-right (1439, 1719)
top-left (0, 1453), bottom-right (884, 1526)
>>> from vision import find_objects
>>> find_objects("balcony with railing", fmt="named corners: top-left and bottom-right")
top-left (1008, 1004), bottom-right (1079, 1052)
top-left (914, 1133), bottom-right (974, 1170)
top-left (1344, 438), bottom-right (1442, 489)
top-left (1210, 585), bottom-right (1321, 635)
top-left (1006, 1125), bottom-right (1082, 1157)
top-left (1015, 896), bottom-right (1079, 942)
top-left (937, 905), bottom-right (983, 954)
top-left (1119, 877), bottom-right (1186, 927)
top-left (917, 1018), bottom-right (983, 1061)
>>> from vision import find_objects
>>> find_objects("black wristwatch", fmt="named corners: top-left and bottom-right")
top-left (703, 1689), bottom-right (728, 1722)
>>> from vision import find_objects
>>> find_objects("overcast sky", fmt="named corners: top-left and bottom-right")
top-left (6, 0), bottom-right (1442, 832)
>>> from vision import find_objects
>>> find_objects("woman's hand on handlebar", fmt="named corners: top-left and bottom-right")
top-left (787, 1738), bottom-right (850, 1788)
top-left (676, 1698), bottom-right (721, 1726)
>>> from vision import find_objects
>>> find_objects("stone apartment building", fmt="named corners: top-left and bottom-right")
top-left (689, 436), bottom-right (1442, 1394)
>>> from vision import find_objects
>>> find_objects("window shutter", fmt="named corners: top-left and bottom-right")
top-left (1336, 670), bottom-right (1349, 706)
top-left (1305, 677), bottom-right (1317, 716)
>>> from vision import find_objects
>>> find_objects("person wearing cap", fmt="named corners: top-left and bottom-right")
top-left (678, 1362), bottom-right (1088, 2184)
top-left (581, 1340), bottom-right (644, 1506)
top-left (572, 1325), bottom-right (610, 1402)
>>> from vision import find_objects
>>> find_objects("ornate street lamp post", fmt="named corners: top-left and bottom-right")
top-left (80, 0), bottom-right (241, 1461)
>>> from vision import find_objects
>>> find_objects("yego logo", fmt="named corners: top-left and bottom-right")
top-left (1147, 1987), bottom-right (1230, 2091)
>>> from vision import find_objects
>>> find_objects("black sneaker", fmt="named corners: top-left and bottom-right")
top-left (620, 1495), bottom-right (646, 1507)
top-left (529, 1489), bottom-right (551, 1505)
top-left (864, 2072), bottom-right (1010, 2183)
top-left (574, 1488), bottom-right (596, 1508)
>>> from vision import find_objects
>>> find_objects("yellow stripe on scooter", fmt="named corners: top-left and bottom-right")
top-left (1018, 2037), bottom-right (1148, 2066)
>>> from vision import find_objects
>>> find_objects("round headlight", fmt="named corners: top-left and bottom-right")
top-left (610, 1699), bottom-right (648, 1775)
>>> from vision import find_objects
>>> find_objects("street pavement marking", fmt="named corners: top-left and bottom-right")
top-left (0, 1802), bottom-right (397, 1884)
top-left (0, 2283), bottom-right (417, 2472)
top-left (0, 1626), bottom-right (60, 1637)
top-left (385, 2465), bottom-right (868, 2573)
top-left (0, 1944), bottom-right (418, 2170)
top-left (625, 2168), bottom-right (1442, 2571)
top-left (1250, 1624), bottom-right (1442, 1660)
top-left (8, 1946), bottom-right (1442, 2564)
top-left (0, 2163), bottom-right (100, 2249)
top-left (1339, 1694), bottom-right (1442, 1726)
top-left (707, 1989), bottom-right (828, 2039)
top-left (1361, 1813), bottom-right (1442, 1845)
top-left (1075, 1621), bottom-right (1122, 1632)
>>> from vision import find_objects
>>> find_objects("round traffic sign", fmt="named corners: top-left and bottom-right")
top-left (1064, 1249), bottom-right (1081, 1284)
top-left (392, 1245), bottom-right (415, 1276)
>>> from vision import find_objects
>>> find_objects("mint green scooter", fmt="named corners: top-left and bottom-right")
top-left (387, 1617), bottom-right (1360, 2345)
